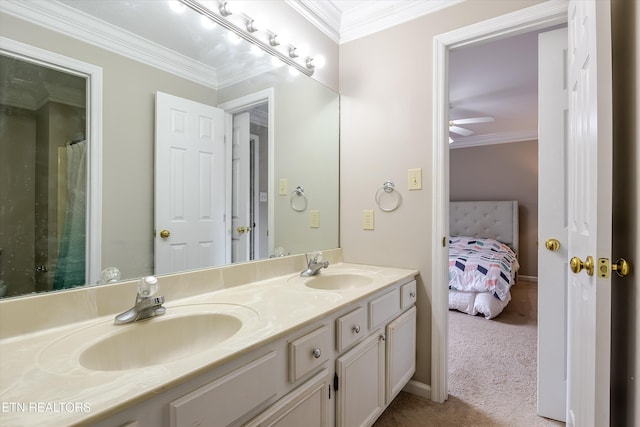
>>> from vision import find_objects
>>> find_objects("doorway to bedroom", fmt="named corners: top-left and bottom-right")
top-left (447, 25), bottom-right (567, 424)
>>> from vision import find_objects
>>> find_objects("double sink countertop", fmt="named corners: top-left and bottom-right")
top-left (0, 261), bottom-right (417, 426)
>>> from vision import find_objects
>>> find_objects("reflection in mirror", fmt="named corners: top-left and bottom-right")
top-left (0, 55), bottom-right (88, 296)
top-left (0, 0), bottom-right (339, 299)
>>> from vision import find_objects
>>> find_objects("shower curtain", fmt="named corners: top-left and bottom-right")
top-left (53, 140), bottom-right (87, 290)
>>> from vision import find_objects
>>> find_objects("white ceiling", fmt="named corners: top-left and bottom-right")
top-left (292, 0), bottom-right (551, 148)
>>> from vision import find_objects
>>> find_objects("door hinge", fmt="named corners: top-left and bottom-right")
top-left (333, 372), bottom-right (339, 392)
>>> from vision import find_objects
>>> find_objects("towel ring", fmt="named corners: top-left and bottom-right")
top-left (290, 186), bottom-right (308, 212)
top-left (375, 180), bottom-right (402, 212)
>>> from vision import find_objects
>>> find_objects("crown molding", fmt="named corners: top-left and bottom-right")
top-left (285, 0), bottom-right (342, 43)
top-left (0, 0), bottom-right (218, 88)
top-left (449, 129), bottom-right (538, 149)
top-left (288, 0), bottom-right (464, 44)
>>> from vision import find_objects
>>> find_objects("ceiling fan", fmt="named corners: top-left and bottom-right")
top-left (449, 116), bottom-right (495, 142)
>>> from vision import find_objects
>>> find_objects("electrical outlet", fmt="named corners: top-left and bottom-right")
top-left (279, 178), bottom-right (288, 195)
top-left (363, 210), bottom-right (374, 230)
top-left (310, 210), bottom-right (320, 228)
top-left (408, 168), bottom-right (422, 190)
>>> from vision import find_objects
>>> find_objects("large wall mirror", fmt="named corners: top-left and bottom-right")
top-left (0, 0), bottom-right (339, 299)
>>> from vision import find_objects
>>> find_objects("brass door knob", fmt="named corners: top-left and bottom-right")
top-left (612, 258), bottom-right (630, 277)
top-left (570, 255), bottom-right (594, 276)
top-left (159, 229), bottom-right (170, 239)
top-left (236, 226), bottom-right (252, 234)
top-left (545, 238), bottom-right (561, 251)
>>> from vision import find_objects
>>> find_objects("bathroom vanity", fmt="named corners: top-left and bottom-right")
top-left (0, 252), bottom-right (418, 427)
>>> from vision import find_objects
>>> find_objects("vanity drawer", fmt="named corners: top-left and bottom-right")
top-left (289, 325), bottom-right (330, 383)
top-left (369, 288), bottom-right (400, 330)
top-left (336, 306), bottom-right (367, 353)
top-left (169, 351), bottom-right (277, 427)
top-left (401, 280), bottom-right (417, 309)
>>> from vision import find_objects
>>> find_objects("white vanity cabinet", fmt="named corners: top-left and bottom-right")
top-left (334, 280), bottom-right (417, 427)
top-left (92, 277), bottom-right (417, 427)
top-left (335, 331), bottom-right (386, 427)
top-left (245, 369), bottom-right (331, 427)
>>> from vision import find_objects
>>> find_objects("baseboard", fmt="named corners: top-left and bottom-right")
top-left (402, 380), bottom-right (431, 400)
top-left (518, 275), bottom-right (538, 282)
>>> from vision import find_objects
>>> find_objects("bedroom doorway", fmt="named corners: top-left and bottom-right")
top-left (434, 2), bottom-right (616, 424)
top-left (429, 0), bottom-right (569, 409)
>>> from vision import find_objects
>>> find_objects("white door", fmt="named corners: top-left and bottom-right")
top-left (566, 0), bottom-right (613, 425)
top-left (231, 112), bottom-right (251, 263)
top-left (537, 27), bottom-right (568, 422)
top-left (155, 91), bottom-right (226, 274)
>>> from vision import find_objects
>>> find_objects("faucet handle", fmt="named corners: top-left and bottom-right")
top-left (138, 276), bottom-right (158, 297)
top-left (309, 251), bottom-right (323, 263)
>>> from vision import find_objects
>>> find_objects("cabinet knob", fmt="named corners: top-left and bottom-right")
top-left (353, 325), bottom-right (361, 334)
top-left (379, 334), bottom-right (386, 342)
top-left (312, 348), bottom-right (322, 359)
top-left (409, 291), bottom-right (416, 299)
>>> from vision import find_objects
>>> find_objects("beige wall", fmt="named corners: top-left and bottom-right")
top-left (450, 141), bottom-right (538, 277)
top-left (610, 0), bottom-right (639, 425)
top-left (339, 0), bottom-right (546, 387)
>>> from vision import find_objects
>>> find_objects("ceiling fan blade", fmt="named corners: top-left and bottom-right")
top-left (451, 116), bottom-right (495, 125)
top-left (449, 125), bottom-right (474, 136)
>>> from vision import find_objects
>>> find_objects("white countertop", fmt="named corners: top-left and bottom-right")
top-left (0, 262), bottom-right (417, 426)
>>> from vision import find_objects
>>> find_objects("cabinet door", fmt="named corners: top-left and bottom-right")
top-left (336, 330), bottom-right (385, 427)
top-left (385, 306), bottom-right (416, 404)
top-left (246, 369), bottom-right (330, 427)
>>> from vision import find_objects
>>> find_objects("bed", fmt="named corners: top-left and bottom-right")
top-left (448, 201), bottom-right (520, 319)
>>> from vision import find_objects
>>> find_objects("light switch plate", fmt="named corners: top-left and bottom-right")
top-left (279, 178), bottom-right (288, 195)
top-left (310, 210), bottom-right (320, 228)
top-left (408, 168), bottom-right (422, 190)
top-left (363, 210), bottom-right (374, 230)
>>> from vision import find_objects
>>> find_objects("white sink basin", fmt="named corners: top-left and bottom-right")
top-left (37, 304), bottom-right (257, 373)
top-left (79, 312), bottom-right (242, 371)
top-left (303, 273), bottom-right (374, 290)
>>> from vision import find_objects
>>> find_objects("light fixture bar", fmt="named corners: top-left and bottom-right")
top-left (179, 0), bottom-right (314, 76)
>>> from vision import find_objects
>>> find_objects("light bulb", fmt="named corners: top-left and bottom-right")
top-left (296, 44), bottom-right (310, 58)
top-left (311, 55), bottom-right (326, 69)
top-left (168, 1), bottom-right (186, 14)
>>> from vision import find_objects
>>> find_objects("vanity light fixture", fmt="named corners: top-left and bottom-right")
top-left (219, 1), bottom-right (232, 16)
top-left (179, 0), bottom-right (317, 76)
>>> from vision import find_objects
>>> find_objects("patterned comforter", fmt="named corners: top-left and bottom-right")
top-left (448, 236), bottom-right (519, 301)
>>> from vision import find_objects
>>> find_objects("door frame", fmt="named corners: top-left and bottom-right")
top-left (218, 88), bottom-right (275, 258)
top-left (430, 1), bottom-right (569, 403)
top-left (1, 36), bottom-right (103, 286)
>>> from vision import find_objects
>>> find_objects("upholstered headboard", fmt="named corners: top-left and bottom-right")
top-left (450, 201), bottom-right (519, 253)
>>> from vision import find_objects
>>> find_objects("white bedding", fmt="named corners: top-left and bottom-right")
top-left (448, 289), bottom-right (512, 319)
top-left (448, 236), bottom-right (519, 319)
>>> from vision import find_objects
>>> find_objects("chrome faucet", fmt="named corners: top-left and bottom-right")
top-left (114, 276), bottom-right (166, 324)
top-left (300, 251), bottom-right (329, 277)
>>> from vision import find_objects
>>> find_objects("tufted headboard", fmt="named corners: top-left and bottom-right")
top-left (450, 201), bottom-right (519, 253)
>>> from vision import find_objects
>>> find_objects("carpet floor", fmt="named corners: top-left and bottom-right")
top-left (373, 279), bottom-right (566, 427)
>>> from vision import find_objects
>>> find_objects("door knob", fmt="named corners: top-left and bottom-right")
top-left (570, 255), bottom-right (594, 276)
top-left (159, 229), bottom-right (170, 239)
top-left (236, 226), bottom-right (252, 234)
top-left (612, 258), bottom-right (630, 277)
top-left (544, 238), bottom-right (561, 252)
